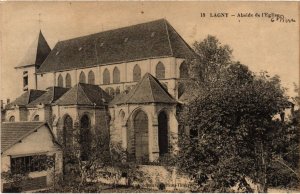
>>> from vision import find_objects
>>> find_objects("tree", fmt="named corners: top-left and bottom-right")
top-left (60, 122), bottom-right (111, 192)
top-left (192, 35), bottom-right (232, 82)
top-left (182, 35), bottom-right (233, 102)
top-left (176, 35), bottom-right (292, 192)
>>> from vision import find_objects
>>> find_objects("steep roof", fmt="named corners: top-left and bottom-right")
top-left (1, 122), bottom-right (46, 153)
top-left (37, 19), bottom-right (196, 73)
top-left (16, 31), bottom-right (51, 69)
top-left (6, 89), bottom-right (46, 109)
top-left (27, 87), bottom-right (69, 107)
top-left (110, 73), bottom-right (177, 106)
top-left (55, 83), bottom-right (111, 106)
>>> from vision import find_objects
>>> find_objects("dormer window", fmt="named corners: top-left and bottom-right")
top-left (23, 71), bottom-right (28, 91)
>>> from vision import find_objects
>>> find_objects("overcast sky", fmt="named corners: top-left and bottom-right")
top-left (1, 2), bottom-right (299, 101)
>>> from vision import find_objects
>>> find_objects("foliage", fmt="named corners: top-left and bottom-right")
top-left (191, 35), bottom-right (233, 82)
top-left (175, 35), bottom-right (294, 192)
top-left (61, 123), bottom-right (111, 188)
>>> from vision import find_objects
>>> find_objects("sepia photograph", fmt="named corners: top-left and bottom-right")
top-left (0, 1), bottom-right (299, 193)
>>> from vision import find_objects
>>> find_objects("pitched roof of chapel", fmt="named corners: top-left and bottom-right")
top-left (1, 122), bottom-right (46, 153)
top-left (37, 19), bottom-right (196, 73)
top-left (55, 83), bottom-right (111, 106)
top-left (5, 89), bottom-right (47, 109)
top-left (27, 87), bottom-right (70, 107)
top-left (16, 31), bottom-right (51, 69)
top-left (110, 73), bottom-right (177, 106)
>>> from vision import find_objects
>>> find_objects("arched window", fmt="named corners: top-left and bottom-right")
top-left (179, 61), bottom-right (189, 78)
top-left (133, 110), bottom-right (149, 162)
top-left (80, 115), bottom-right (91, 161)
top-left (63, 115), bottom-right (73, 149)
top-left (88, 70), bottom-right (95, 85)
top-left (158, 111), bottom-right (168, 156)
top-left (156, 62), bottom-right (165, 79)
top-left (79, 71), bottom-right (86, 83)
top-left (103, 68), bottom-right (110, 85)
top-left (9, 116), bottom-right (15, 122)
top-left (115, 87), bottom-right (120, 95)
top-left (33, 115), bottom-right (39, 121)
top-left (65, 73), bottom-right (72, 88)
top-left (58, 74), bottom-right (63, 87)
top-left (133, 64), bottom-right (141, 82)
top-left (113, 67), bottom-right (120, 84)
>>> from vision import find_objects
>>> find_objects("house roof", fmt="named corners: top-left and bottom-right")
top-left (37, 19), bottom-right (196, 73)
top-left (110, 73), bottom-right (177, 106)
top-left (6, 89), bottom-right (46, 109)
top-left (55, 83), bottom-right (112, 106)
top-left (27, 87), bottom-right (69, 107)
top-left (16, 31), bottom-right (51, 69)
top-left (1, 122), bottom-right (48, 153)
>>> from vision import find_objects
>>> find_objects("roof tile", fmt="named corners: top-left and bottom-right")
top-left (1, 122), bottom-right (45, 152)
top-left (37, 19), bottom-right (196, 73)
top-left (110, 73), bottom-right (177, 106)
top-left (6, 90), bottom-right (46, 109)
top-left (55, 83), bottom-right (111, 106)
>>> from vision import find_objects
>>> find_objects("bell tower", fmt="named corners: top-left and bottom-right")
top-left (14, 31), bottom-right (51, 92)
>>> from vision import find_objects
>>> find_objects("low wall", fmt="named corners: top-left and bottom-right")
top-left (96, 165), bottom-right (195, 191)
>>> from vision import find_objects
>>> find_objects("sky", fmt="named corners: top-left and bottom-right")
top-left (1, 1), bottom-right (299, 102)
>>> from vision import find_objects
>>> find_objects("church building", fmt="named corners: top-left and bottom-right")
top-left (4, 19), bottom-right (196, 164)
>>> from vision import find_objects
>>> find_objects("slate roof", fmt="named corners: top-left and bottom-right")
top-left (55, 83), bottom-right (112, 106)
top-left (6, 90), bottom-right (46, 109)
top-left (37, 19), bottom-right (196, 73)
top-left (27, 87), bottom-right (69, 107)
top-left (1, 122), bottom-right (45, 153)
top-left (110, 73), bottom-right (177, 106)
top-left (16, 31), bottom-right (51, 69)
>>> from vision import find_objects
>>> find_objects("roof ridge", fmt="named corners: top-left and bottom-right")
top-left (147, 74), bottom-right (156, 102)
top-left (149, 73), bottom-right (176, 102)
top-left (165, 20), bottom-right (196, 57)
top-left (78, 83), bottom-right (93, 105)
top-left (58, 18), bottom-right (166, 44)
top-left (164, 19), bottom-right (174, 56)
top-left (75, 84), bottom-right (79, 105)
top-left (50, 87), bottom-right (55, 103)
top-left (124, 75), bottom-right (146, 103)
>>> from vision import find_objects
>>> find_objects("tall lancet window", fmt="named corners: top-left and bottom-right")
top-left (103, 68), bottom-right (110, 84)
top-left (156, 62), bottom-right (165, 79)
top-left (58, 74), bottom-right (63, 87)
top-left (88, 70), bottom-right (95, 84)
top-left (79, 71), bottom-right (86, 83)
top-left (65, 73), bottom-right (72, 88)
top-left (133, 64), bottom-right (141, 82)
top-left (113, 67), bottom-right (120, 84)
